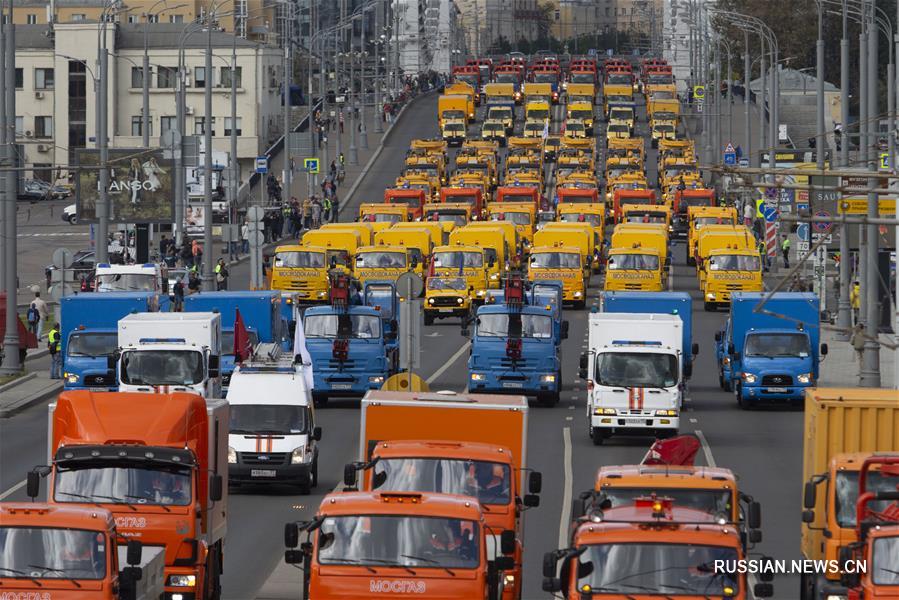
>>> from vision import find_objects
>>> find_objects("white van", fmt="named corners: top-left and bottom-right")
top-left (225, 345), bottom-right (320, 493)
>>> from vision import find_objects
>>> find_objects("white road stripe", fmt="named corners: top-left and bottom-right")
top-left (425, 342), bottom-right (470, 385)
top-left (0, 479), bottom-right (26, 500)
top-left (557, 426), bottom-right (573, 549)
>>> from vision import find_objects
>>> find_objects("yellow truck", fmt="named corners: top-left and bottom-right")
top-left (702, 247), bottom-right (763, 310)
top-left (484, 82), bottom-right (515, 108)
top-left (318, 222), bottom-right (374, 247)
top-left (800, 388), bottom-right (899, 600)
top-left (647, 98), bottom-right (680, 122)
top-left (392, 220), bottom-right (448, 248)
top-left (424, 202), bottom-right (471, 228)
top-left (603, 84), bottom-right (634, 118)
top-left (443, 82), bottom-right (477, 119)
top-left (687, 206), bottom-right (738, 266)
top-left (540, 221), bottom-right (600, 274)
top-left (358, 203), bottom-right (408, 232)
top-left (437, 94), bottom-right (471, 128)
top-left (449, 226), bottom-right (509, 288)
top-left (430, 243), bottom-right (489, 306)
top-left (525, 100), bottom-right (551, 124)
top-left (487, 202), bottom-right (536, 246)
top-left (268, 243), bottom-right (332, 302)
top-left (566, 101), bottom-right (595, 135)
top-left (611, 223), bottom-right (669, 266)
top-left (608, 105), bottom-right (635, 135)
top-left (353, 244), bottom-right (411, 287)
top-left (528, 241), bottom-right (588, 308)
top-left (694, 224), bottom-right (753, 276)
top-left (374, 228), bottom-right (432, 279)
top-left (650, 119), bottom-right (677, 148)
top-left (557, 203), bottom-right (606, 254)
top-left (604, 244), bottom-right (664, 292)
top-left (566, 82), bottom-right (595, 103)
top-left (486, 105), bottom-right (515, 134)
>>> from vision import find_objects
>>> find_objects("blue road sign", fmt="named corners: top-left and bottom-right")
top-left (814, 210), bottom-right (831, 232)
top-left (762, 205), bottom-right (779, 223)
top-left (724, 152), bottom-right (736, 165)
top-left (304, 158), bottom-right (320, 174)
top-left (797, 223), bottom-right (810, 242)
top-left (738, 158), bottom-right (749, 167)
top-left (254, 156), bottom-right (268, 174)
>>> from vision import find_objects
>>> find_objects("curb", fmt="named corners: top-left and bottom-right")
top-left (0, 372), bottom-right (36, 394)
top-left (0, 377), bottom-right (62, 419)
top-left (25, 348), bottom-right (49, 362)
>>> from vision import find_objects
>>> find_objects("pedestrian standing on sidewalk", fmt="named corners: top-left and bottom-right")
top-left (743, 202), bottom-right (754, 228)
top-left (781, 234), bottom-right (791, 268)
top-left (850, 280), bottom-right (861, 324)
top-left (48, 322), bottom-right (61, 379)
top-left (322, 195), bottom-right (332, 223)
top-left (241, 219), bottom-right (249, 254)
top-left (302, 197), bottom-right (313, 230)
top-left (311, 197), bottom-right (323, 228)
top-left (28, 291), bottom-right (48, 336)
top-left (173, 276), bottom-right (185, 311)
top-left (215, 259), bottom-right (229, 291)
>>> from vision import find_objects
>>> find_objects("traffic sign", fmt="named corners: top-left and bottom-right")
top-left (52, 247), bottom-right (73, 270)
top-left (796, 223), bottom-right (810, 242)
top-left (396, 272), bottom-right (424, 299)
top-left (755, 199), bottom-right (765, 218)
top-left (255, 156), bottom-right (268, 174)
top-left (724, 142), bottom-right (735, 153)
top-left (765, 187), bottom-right (778, 200)
top-left (880, 152), bottom-right (890, 170)
top-left (724, 152), bottom-right (736, 166)
top-left (738, 158), bottom-right (749, 167)
top-left (798, 241), bottom-right (811, 253)
top-left (693, 85), bottom-right (705, 99)
top-left (762, 205), bottom-right (779, 223)
top-left (814, 210), bottom-right (831, 232)
top-left (303, 158), bottom-right (320, 174)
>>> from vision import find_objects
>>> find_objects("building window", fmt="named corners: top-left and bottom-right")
top-left (15, 116), bottom-right (23, 136)
top-left (131, 116), bottom-right (153, 136)
top-left (15, 67), bottom-right (22, 89)
top-left (224, 117), bottom-right (242, 136)
top-left (26, 14), bottom-right (37, 24)
top-left (158, 67), bottom-right (177, 88)
top-left (127, 15), bottom-right (138, 23)
top-left (554, 10), bottom-right (559, 20)
top-left (160, 116), bottom-right (177, 133)
top-left (220, 66), bottom-right (242, 88)
top-left (169, 14), bottom-right (183, 23)
top-left (147, 14), bottom-right (159, 23)
top-left (72, 13), bottom-right (86, 21)
top-left (130, 66), bottom-right (144, 89)
top-left (194, 66), bottom-right (206, 88)
top-left (194, 117), bottom-right (215, 136)
top-left (34, 68), bottom-right (54, 90)
top-left (35, 116), bottom-right (53, 138)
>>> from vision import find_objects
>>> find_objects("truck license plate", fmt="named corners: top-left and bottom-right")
top-left (250, 469), bottom-right (276, 477)
top-left (438, 308), bottom-right (453, 313)
top-left (766, 387), bottom-right (788, 393)
top-left (502, 382), bottom-right (523, 388)
top-left (331, 383), bottom-right (352, 390)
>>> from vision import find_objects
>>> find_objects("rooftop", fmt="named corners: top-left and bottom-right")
top-left (13, 22), bottom-right (267, 51)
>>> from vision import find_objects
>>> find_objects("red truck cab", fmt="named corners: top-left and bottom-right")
top-left (613, 188), bottom-right (657, 221)
top-left (385, 188), bottom-right (427, 221)
top-left (440, 186), bottom-right (485, 218)
top-left (496, 185), bottom-right (539, 208)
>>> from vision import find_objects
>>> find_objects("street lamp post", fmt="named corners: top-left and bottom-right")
top-left (359, 11), bottom-right (369, 150)
top-left (349, 49), bottom-right (359, 165)
top-left (0, 19), bottom-right (17, 375)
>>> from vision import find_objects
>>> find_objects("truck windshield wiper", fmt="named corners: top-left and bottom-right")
top-left (320, 558), bottom-right (377, 573)
top-left (400, 554), bottom-right (453, 576)
top-left (26, 565), bottom-right (82, 587)
top-left (0, 567), bottom-right (40, 583)
top-left (123, 494), bottom-right (171, 512)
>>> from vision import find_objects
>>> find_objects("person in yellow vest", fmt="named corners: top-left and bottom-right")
top-left (48, 322), bottom-right (61, 379)
top-left (850, 280), bottom-right (861, 325)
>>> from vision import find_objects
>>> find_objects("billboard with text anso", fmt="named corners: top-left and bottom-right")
top-left (75, 148), bottom-right (175, 224)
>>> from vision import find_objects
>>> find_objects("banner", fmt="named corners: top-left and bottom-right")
top-left (75, 148), bottom-right (175, 224)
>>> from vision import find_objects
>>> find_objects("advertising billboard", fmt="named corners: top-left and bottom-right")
top-left (75, 148), bottom-right (175, 224)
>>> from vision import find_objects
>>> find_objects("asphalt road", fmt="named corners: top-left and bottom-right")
top-left (0, 91), bottom-right (806, 599)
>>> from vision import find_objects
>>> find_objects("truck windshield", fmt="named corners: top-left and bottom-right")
top-left (356, 252), bottom-right (407, 269)
top-left (318, 515), bottom-right (480, 570)
top-left (496, 74), bottom-right (518, 84)
top-left (275, 251), bottom-right (325, 268)
top-left (609, 110), bottom-right (631, 121)
top-left (67, 332), bottom-right (118, 357)
top-left (596, 352), bottom-right (678, 388)
top-left (489, 108), bottom-right (512, 120)
top-left (498, 194), bottom-right (535, 204)
top-left (608, 125), bottom-right (629, 134)
top-left (0, 527), bottom-right (106, 580)
top-left (428, 277), bottom-right (468, 291)
top-left (560, 213), bottom-right (602, 225)
top-left (429, 212), bottom-right (468, 226)
top-left (364, 212), bottom-right (402, 223)
top-left (493, 212), bottom-right (532, 226)
top-left (872, 536), bottom-right (899, 585)
top-left (434, 251), bottom-right (483, 268)
top-left (95, 273), bottom-right (155, 292)
top-left (372, 459), bottom-right (511, 505)
top-left (230, 404), bottom-right (307, 434)
top-left (304, 314), bottom-right (381, 339)
top-left (648, 74), bottom-right (673, 84)
top-left (524, 124), bottom-right (544, 134)
top-left (601, 488), bottom-right (733, 518)
top-left (608, 254), bottom-right (659, 270)
top-left (560, 194), bottom-right (597, 204)
top-left (530, 252), bottom-right (581, 269)
top-left (477, 313), bottom-right (553, 339)
top-left (625, 213), bottom-right (666, 224)
top-left (709, 255), bottom-right (760, 271)
top-left (527, 109), bottom-right (549, 120)
top-left (744, 333), bottom-right (810, 358)
top-left (570, 73), bottom-right (594, 83)
top-left (569, 109), bottom-right (593, 120)
top-left (442, 110), bottom-right (464, 120)
top-left (694, 217), bottom-right (729, 228)
top-left (534, 74), bottom-right (557, 84)
top-left (484, 124), bottom-right (504, 134)
top-left (55, 465), bottom-right (192, 506)
top-left (607, 95), bottom-right (631, 103)
top-left (444, 194), bottom-right (478, 206)
top-left (445, 123), bottom-right (465, 133)
top-left (834, 471), bottom-right (899, 528)
top-left (576, 543), bottom-right (740, 596)
top-left (607, 74), bottom-right (632, 85)
top-left (120, 349), bottom-right (205, 386)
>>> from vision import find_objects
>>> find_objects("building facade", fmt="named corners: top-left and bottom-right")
top-left (455, 0), bottom-right (542, 54)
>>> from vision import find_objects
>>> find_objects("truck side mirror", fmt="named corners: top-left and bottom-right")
top-left (683, 363), bottom-right (692, 379)
top-left (727, 343), bottom-right (735, 355)
top-left (749, 529), bottom-right (763, 543)
top-left (714, 331), bottom-right (721, 342)
top-left (209, 474), bottom-right (223, 502)
top-left (312, 426), bottom-right (322, 441)
top-left (26, 470), bottom-right (41, 499)
top-left (542, 577), bottom-right (561, 593)
top-left (561, 320), bottom-right (569, 340)
top-left (753, 583), bottom-right (774, 598)
top-left (284, 522), bottom-right (300, 548)
top-left (820, 343), bottom-right (828, 356)
top-left (523, 494), bottom-right (540, 507)
top-left (691, 342), bottom-right (699, 356)
top-left (500, 530), bottom-right (516, 555)
top-left (208, 354), bottom-right (220, 378)
top-left (284, 550), bottom-right (303, 564)
top-left (579, 353), bottom-right (588, 379)
top-left (802, 510), bottom-right (815, 523)
top-left (542, 552), bottom-right (557, 578)
top-left (460, 326), bottom-right (470, 337)
top-left (748, 501), bottom-right (761, 529)
top-left (803, 481), bottom-right (817, 509)
top-left (126, 539), bottom-right (143, 567)
top-left (494, 555), bottom-right (515, 571)
top-left (343, 464), bottom-right (357, 488)
top-left (529, 471), bottom-right (543, 494)
top-left (107, 354), bottom-right (117, 370)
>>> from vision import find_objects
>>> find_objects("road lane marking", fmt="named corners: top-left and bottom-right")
top-left (0, 479), bottom-right (26, 500)
top-left (425, 342), bottom-right (470, 385)
top-left (557, 426), bottom-right (573, 549)
top-left (695, 429), bottom-right (716, 467)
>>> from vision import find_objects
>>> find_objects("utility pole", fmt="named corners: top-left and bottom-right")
top-left (759, 35), bottom-right (766, 166)
top-left (97, 27), bottom-right (110, 264)
top-left (230, 33), bottom-right (238, 230)
top-left (282, 2), bottom-right (293, 204)
top-left (203, 17), bottom-right (214, 291)
top-left (349, 45), bottom-right (359, 165)
top-left (374, 0), bottom-right (383, 134)
top-left (815, 2), bottom-right (825, 171)
top-left (359, 8), bottom-right (369, 150)
top-left (743, 29), bottom-right (750, 165)
top-left (0, 11), bottom-right (5, 292)
top-left (175, 49), bottom-right (186, 246)
top-left (0, 20), bottom-right (19, 374)
top-left (320, 20), bottom-right (329, 176)
top-left (836, 0), bottom-right (851, 341)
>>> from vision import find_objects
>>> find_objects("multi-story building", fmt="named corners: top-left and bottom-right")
top-left (14, 23), bottom-right (282, 181)
top-left (456, 0), bottom-right (542, 54)
top-left (549, 0), bottom-right (663, 44)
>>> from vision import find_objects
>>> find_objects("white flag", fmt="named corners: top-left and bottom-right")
top-left (293, 313), bottom-right (315, 390)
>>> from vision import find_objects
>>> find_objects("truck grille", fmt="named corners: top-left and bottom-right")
top-left (84, 374), bottom-right (114, 387)
top-left (240, 452), bottom-right (289, 465)
top-left (724, 284), bottom-right (746, 290)
top-left (761, 374), bottom-right (793, 385)
top-left (430, 296), bottom-right (464, 307)
top-left (496, 358), bottom-right (534, 370)
top-left (326, 359), bottom-right (357, 369)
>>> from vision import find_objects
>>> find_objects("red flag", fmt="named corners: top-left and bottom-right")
top-left (641, 435), bottom-right (701, 467)
top-left (233, 308), bottom-right (252, 363)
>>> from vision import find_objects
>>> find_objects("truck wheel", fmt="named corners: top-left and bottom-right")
top-left (687, 256), bottom-right (696, 267)
top-left (207, 544), bottom-right (222, 600)
top-left (735, 384), bottom-right (751, 410)
top-left (311, 458), bottom-right (319, 487)
top-left (424, 313), bottom-right (434, 326)
top-left (591, 427), bottom-right (606, 446)
top-left (574, 300), bottom-right (586, 310)
top-left (703, 301), bottom-right (714, 312)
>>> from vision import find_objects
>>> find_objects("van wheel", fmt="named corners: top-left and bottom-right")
top-left (539, 392), bottom-right (559, 407)
top-left (311, 458), bottom-right (319, 487)
top-left (591, 427), bottom-right (606, 446)
top-left (703, 301), bottom-right (714, 312)
top-left (735, 384), bottom-right (751, 410)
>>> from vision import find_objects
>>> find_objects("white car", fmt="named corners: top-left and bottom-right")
top-left (62, 203), bottom-right (77, 224)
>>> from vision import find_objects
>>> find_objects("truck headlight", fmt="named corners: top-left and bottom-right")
top-left (166, 575), bottom-right (197, 587)
top-left (317, 291), bottom-right (328, 298)
top-left (490, 273), bottom-right (499, 280)
top-left (456, 297), bottom-right (464, 305)
top-left (541, 374), bottom-right (556, 383)
top-left (573, 291), bottom-right (583, 298)
top-left (428, 297), bottom-right (435, 305)
top-left (593, 408), bottom-right (616, 415)
top-left (797, 373), bottom-right (812, 384)
top-left (471, 373), bottom-right (486, 381)
top-left (503, 573), bottom-right (516, 586)
top-left (722, 356), bottom-right (731, 366)
top-left (706, 293), bottom-right (716, 300)
top-left (655, 409), bottom-right (678, 416)
top-left (228, 447), bottom-right (236, 464)
top-left (741, 373), bottom-right (757, 384)
top-left (65, 373), bottom-right (79, 384)
top-left (291, 446), bottom-right (313, 464)
top-left (368, 375), bottom-right (385, 384)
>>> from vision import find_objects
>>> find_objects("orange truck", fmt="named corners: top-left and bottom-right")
top-left (440, 186), bottom-right (485, 219)
top-left (33, 390), bottom-right (229, 600)
top-left (495, 185), bottom-right (539, 208)
top-left (612, 188), bottom-right (657, 222)
top-left (384, 188), bottom-right (427, 221)
top-left (557, 186), bottom-right (599, 205)
top-left (0, 502), bottom-right (165, 599)
top-left (343, 390), bottom-right (540, 600)
top-left (285, 490), bottom-right (513, 599)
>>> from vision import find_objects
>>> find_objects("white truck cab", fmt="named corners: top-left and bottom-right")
top-left (225, 343), bottom-right (320, 493)
top-left (95, 262), bottom-right (168, 294)
top-left (581, 313), bottom-right (683, 445)
top-left (116, 312), bottom-right (222, 397)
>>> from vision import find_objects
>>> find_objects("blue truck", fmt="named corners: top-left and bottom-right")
top-left (183, 290), bottom-right (284, 390)
top-left (600, 291), bottom-right (698, 378)
top-left (60, 291), bottom-right (166, 390)
top-left (716, 292), bottom-right (826, 408)
top-left (466, 278), bottom-right (565, 405)
top-left (303, 276), bottom-right (397, 406)
top-left (362, 281), bottom-right (400, 366)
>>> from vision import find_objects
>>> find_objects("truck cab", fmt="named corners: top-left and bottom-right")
top-left (226, 346), bottom-right (321, 492)
top-left (94, 262), bottom-right (168, 294)
top-left (303, 275), bottom-right (397, 405)
top-left (687, 206), bottom-right (737, 265)
top-left (581, 313), bottom-right (684, 444)
top-left (384, 188), bottom-right (427, 221)
top-left (528, 243), bottom-right (587, 308)
top-left (450, 226), bottom-right (508, 289)
top-left (466, 277), bottom-right (563, 405)
top-left (354, 244), bottom-right (414, 287)
top-left (270, 241), bottom-right (348, 302)
top-left (431, 244), bottom-right (490, 303)
top-left (702, 247), bottom-right (763, 311)
top-left (605, 245), bottom-right (664, 292)
top-left (115, 312), bottom-right (222, 397)
top-left (358, 203), bottom-right (408, 232)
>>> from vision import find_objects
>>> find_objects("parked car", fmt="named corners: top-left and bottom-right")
top-left (50, 184), bottom-right (73, 199)
top-left (62, 203), bottom-right (77, 224)
top-left (18, 180), bottom-right (49, 202)
top-left (45, 249), bottom-right (96, 288)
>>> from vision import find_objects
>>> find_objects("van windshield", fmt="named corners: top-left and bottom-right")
top-left (230, 404), bottom-right (307, 434)
top-left (744, 333), bottom-right (810, 358)
top-left (120, 349), bottom-right (205, 386)
top-left (595, 352), bottom-right (678, 388)
top-left (373, 458), bottom-right (511, 505)
top-left (0, 526), bottom-right (107, 580)
top-left (275, 251), bottom-right (325, 268)
top-left (67, 332), bottom-right (118, 357)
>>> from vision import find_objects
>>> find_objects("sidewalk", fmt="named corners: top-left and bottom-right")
top-left (0, 355), bottom-right (61, 418)
top-left (818, 328), bottom-right (897, 389)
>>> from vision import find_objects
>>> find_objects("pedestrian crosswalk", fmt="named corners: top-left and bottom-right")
top-left (18, 232), bottom-right (90, 237)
